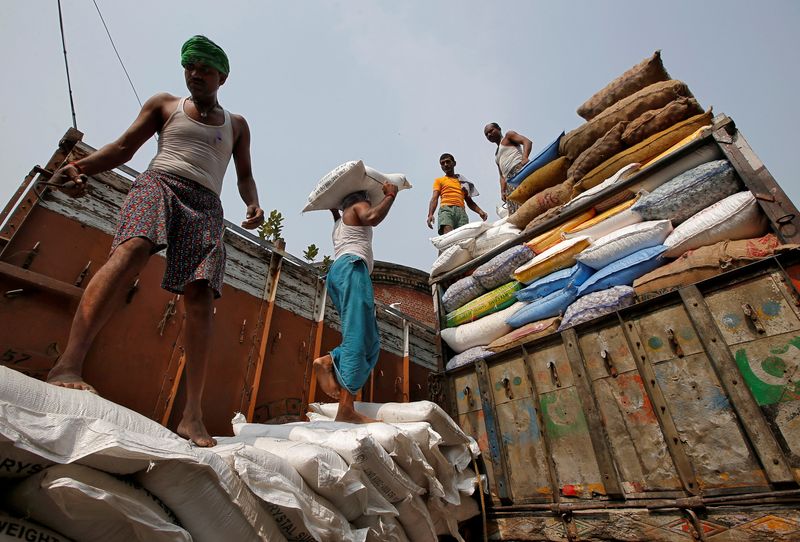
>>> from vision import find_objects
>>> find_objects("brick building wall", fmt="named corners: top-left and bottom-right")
top-left (371, 261), bottom-right (435, 327)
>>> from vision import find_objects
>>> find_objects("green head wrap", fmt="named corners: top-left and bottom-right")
top-left (181, 35), bottom-right (230, 75)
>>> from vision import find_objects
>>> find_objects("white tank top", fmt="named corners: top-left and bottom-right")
top-left (332, 219), bottom-right (374, 274)
top-left (495, 143), bottom-right (523, 178)
top-left (148, 97), bottom-right (234, 195)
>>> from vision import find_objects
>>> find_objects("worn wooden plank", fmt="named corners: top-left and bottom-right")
top-left (683, 284), bottom-right (796, 484)
top-left (246, 249), bottom-right (284, 421)
top-left (703, 273), bottom-right (800, 347)
top-left (652, 351), bottom-right (770, 493)
top-left (476, 357), bottom-right (512, 501)
top-left (522, 344), bottom-right (563, 504)
top-left (731, 332), bottom-right (800, 472)
top-left (578, 323), bottom-right (684, 497)
top-left (618, 311), bottom-right (701, 496)
top-left (489, 355), bottom-right (552, 502)
top-left (562, 328), bottom-right (623, 498)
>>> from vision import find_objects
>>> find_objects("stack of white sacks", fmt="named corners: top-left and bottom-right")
top-left (440, 157), bottom-right (769, 371)
top-left (0, 366), bottom-right (481, 542)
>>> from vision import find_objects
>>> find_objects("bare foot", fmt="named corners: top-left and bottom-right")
top-left (335, 407), bottom-right (379, 424)
top-left (177, 418), bottom-right (217, 447)
top-left (313, 355), bottom-right (341, 400)
top-left (47, 371), bottom-right (98, 394)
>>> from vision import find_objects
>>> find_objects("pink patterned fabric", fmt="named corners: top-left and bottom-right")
top-left (112, 169), bottom-right (226, 297)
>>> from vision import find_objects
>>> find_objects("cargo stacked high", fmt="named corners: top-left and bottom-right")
top-left (430, 51), bottom-right (800, 540)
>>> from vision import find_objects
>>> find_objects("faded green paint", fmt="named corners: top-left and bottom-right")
top-left (540, 387), bottom-right (588, 438)
top-left (735, 336), bottom-right (800, 406)
top-left (648, 336), bottom-right (663, 350)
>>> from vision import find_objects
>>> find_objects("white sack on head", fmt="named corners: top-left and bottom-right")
top-left (304, 161), bottom-right (411, 212)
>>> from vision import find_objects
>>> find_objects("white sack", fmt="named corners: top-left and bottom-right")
top-left (249, 436), bottom-right (396, 521)
top-left (576, 219), bottom-right (673, 270)
top-left (231, 415), bottom-right (423, 504)
top-left (304, 161), bottom-right (411, 212)
top-left (439, 302), bottom-right (526, 354)
top-left (307, 401), bottom-right (473, 448)
top-left (3, 463), bottom-right (190, 542)
top-left (664, 191), bottom-right (769, 258)
top-left (395, 495), bottom-right (437, 542)
top-left (562, 209), bottom-right (644, 243)
top-left (0, 441), bottom-right (52, 479)
top-left (430, 239), bottom-right (475, 277)
top-left (472, 222), bottom-right (522, 258)
top-left (213, 443), bottom-right (366, 542)
top-left (354, 514), bottom-right (410, 542)
top-left (0, 511), bottom-right (72, 542)
top-left (136, 449), bottom-right (287, 542)
top-left (430, 221), bottom-right (489, 250)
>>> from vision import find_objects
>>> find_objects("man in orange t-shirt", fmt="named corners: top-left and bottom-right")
top-left (427, 153), bottom-right (488, 235)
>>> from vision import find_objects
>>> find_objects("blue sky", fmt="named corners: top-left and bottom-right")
top-left (2, 1), bottom-right (798, 272)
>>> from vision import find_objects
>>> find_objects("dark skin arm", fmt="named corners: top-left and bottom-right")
top-left (230, 114), bottom-right (264, 229)
top-left (426, 190), bottom-right (440, 229)
top-left (505, 130), bottom-right (533, 166)
top-left (49, 92), bottom-right (174, 197)
top-left (464, 192), bottom-right (488, 221)
top-left (497, 163), bottom-right (507, 202)
top-left (344, 183), bottom-right (399, 227)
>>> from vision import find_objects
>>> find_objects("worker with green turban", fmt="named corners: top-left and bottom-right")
top-left (45, 34), bottom-right (264, 449)
top-left (181, 34), bottom-right (230, 75)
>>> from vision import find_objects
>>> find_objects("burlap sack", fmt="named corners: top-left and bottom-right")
top-left (567, 121), bottom-right (628, 182)
top-left (622, 97), bottom-right (704, 146)
top-left (508, 156), bottom-right (570, 204)
top-left (594, 189), bottom-right (636, 213)
top-left (561, 79), bottom-right (691, 161)
top-left (508, 180), bottom-right (574, 229)
top-left (573, 110), bottom-right (713, 194)
top-left (633, 234), bottom-right (797, 296)
top-left (487, 316), bottom-right (561, 353)
top-left (577, 51), bottom-right (671, 121)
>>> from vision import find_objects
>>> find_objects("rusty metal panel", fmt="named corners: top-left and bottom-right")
top-left (630, 304), bottom-right (704, 363)
top-left (579, 320), bottom-right (683, 497)
top-left (489, 355), bottom-right (552, 502)
top-left (732, 332), bottom-right (800, 473)
top-left (562, 509), bottom-right (697, 541)
top-left (525, 340), bottom-right (605, 499)
top-left (488, 515), bottom-right (565, 541)
top-left (249, 305), bottom-right (314, 423)
top-left (704, 273), bottom-right (800, 347)
top-left (698, 506), bottom-right (800, 541)
top-left (651, 351), bottom-right (769, 492)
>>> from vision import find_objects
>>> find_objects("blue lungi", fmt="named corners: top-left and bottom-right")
top-left (326, 254), bottom-right (381, 395)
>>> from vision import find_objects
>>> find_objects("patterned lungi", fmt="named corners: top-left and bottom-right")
top-left (111, 169), bottom-right (226, 298)
top-left (326, 254), bottom-right (381, 395)
top-left (504, 162), bottom-right (525, 215)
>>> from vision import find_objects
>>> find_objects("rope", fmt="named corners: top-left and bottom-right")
top-left (57, 0), bottom-right (77, 128)
top-left (472, 456), bottom-right (489, 542)
top-left (91, 0), bottom-right (143, 108)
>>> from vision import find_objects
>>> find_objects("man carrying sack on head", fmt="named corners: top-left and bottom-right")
top-left (46, 35), bottom-right (264, 447)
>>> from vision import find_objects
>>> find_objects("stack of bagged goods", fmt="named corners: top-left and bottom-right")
top-left (303, 160), bottom-right (411, 213)
top-left (0, 366), bottom-right (287, 542)
top-left (438, 244), bottom-right (540, 361)
top-left (0, 366), bottom-right (481, 542)
top-left (229, 401), bottom-right (483, 542)
top-left (500, 51), bottom-right (717, 236)
top-left (429, 218), bottom-right (524, 278)
top-left (443, 152), bottom-right (783, 365)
